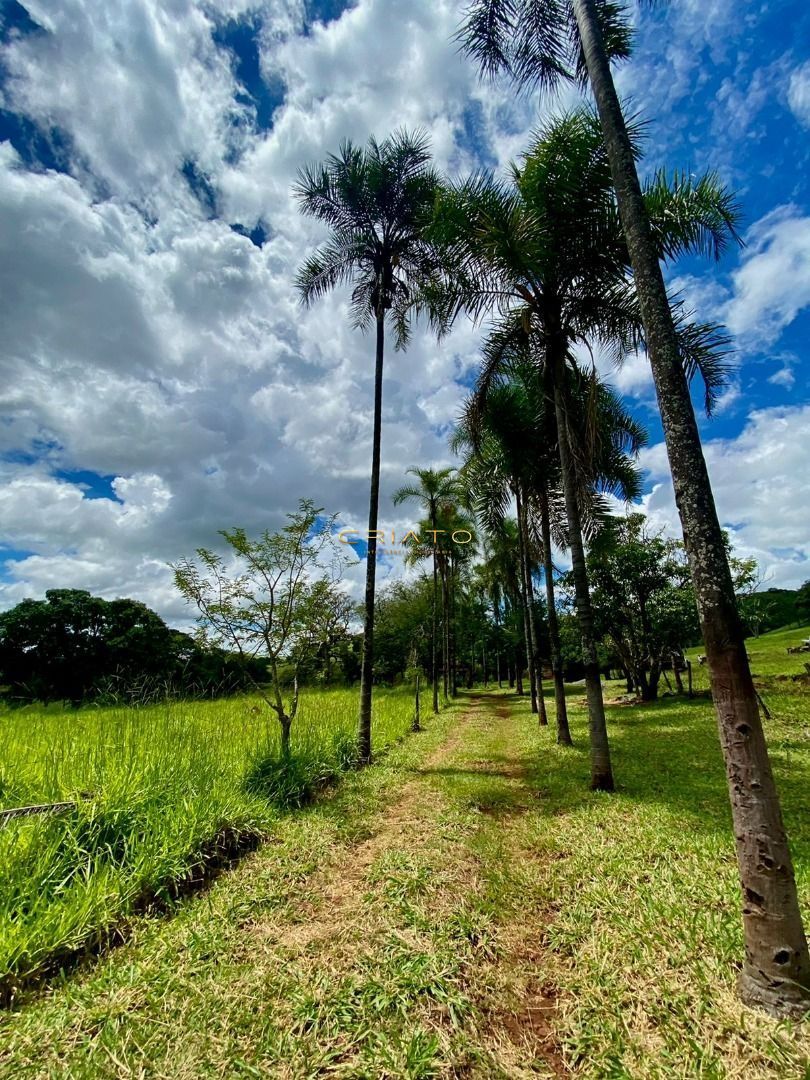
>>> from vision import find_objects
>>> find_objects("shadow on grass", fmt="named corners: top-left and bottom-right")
top-left (453, 690), bottom-right (810, 853)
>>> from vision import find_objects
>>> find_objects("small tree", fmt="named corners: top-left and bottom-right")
top-left (586, 514), bottom-right (694, 700)
top-left (173, 501), bottom-right (344, 757)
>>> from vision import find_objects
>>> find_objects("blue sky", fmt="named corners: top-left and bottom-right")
top-left (0, 0), bottom-right (808, 620)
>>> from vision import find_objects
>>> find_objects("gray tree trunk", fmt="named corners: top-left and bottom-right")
top-left (516, 487), bottom-right (540, 715)
top-left (539, 487), bottom-right (572, 745)
top-left (573, 0), bottom-right (810, 1015)
top-left (520, 490), bottom-right (549, 725)
top-left (552, 367), bottom-right (613, 790)
top-left (357, 310), bottom-right (385, 764)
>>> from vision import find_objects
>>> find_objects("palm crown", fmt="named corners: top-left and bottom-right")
top-left (457, 0), bottom-right (638, 92)
top-left (429, 108), bottom-right (738, 414)
top-left (294, 129), bottom-right (441, 347)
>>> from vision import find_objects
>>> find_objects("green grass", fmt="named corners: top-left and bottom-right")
top-left (686, 622), bottom-right (810, 680)
top-left (0, 688), bottom-right (416, 1001)
top-left (0, 627), bottom-right (808, 1077)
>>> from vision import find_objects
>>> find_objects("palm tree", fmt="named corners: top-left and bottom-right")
top-left (457, 361), bottom-right (644, 750)
top-left (295, 130), bottom-right (440, 765)
top-left (394, 467), bottom-right (461, 713)
top-left (481, 516), bottom-right (527, 694)
top-left (455, 382), bottom-right (550, 720)
top-left (431, 109), bottom-right (724, 789)
top-left (458, 2), bottom-right (810, 1017)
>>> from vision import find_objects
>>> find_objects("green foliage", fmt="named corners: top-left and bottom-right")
top-left (798, 580), bottom-right (810, 624)
top-left (0, 589), bottom-right (248, 705)
top-left (294, 130), bottom-right (442, 346)
top-left (0, 686), bottom-right (416, 998)
top-left (457, 0), bottom-right (635, 92)
top-left (373, 579), bottom-right (434, 684)
top-left (738, 587), bottom-right (805, 638)
top-left (173, 500), bottom-right (348, 744)
top-left (429, 106), bottom-right (738, 418)
top-left (585, 513), bottom-right (696, 696)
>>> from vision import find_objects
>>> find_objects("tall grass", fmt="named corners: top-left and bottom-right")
top-left (0, 687), bottom-right (416, 1000)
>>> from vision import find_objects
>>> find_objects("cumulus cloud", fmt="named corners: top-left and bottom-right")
top-left (723, 206), bottom-right (810, 347)
top-left (640, 405), bottom-right (810, 588)
top-left (788, 60), bottom-right (810, 128)
top-left (1, 0), bottom-right (808, 624)
top-left (0, 0), bottom-right (523, 618)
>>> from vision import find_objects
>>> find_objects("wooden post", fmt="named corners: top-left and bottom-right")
top-left (413, 674), bottom-right (421, 732)
top-left (1, 801), bottom-right (77, 826)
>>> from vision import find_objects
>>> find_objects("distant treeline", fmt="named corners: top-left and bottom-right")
top-left (738, 586), bottom-right (810, 639)
top-left (0, 589), bottom-right (268, 706)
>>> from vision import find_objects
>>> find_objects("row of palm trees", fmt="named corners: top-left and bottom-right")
top-left (293, 0), bottom-right (810, 1020)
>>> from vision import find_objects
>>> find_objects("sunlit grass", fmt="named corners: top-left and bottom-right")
top-left (504, 623), bottom-right (810, 1076)
top-left (0, 687), bottom-right (416, 999)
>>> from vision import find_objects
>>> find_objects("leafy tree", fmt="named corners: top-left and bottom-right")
top-left (294, 131), bottom-right (441, 763)
top-left (173, 501), bottom-right (344, 757)
top-left (458, 0), bottom-right (810, 1016)
top-left (372, 577), bottom-right (434, 686)
top-left (0, 590), bottom-right (173, 703)
top-left (586, 513), bottom-right (695, 700)
top-left (288, 580), bottom-right (356, 685)
top-left (795, 580), bottom-right (810, 625)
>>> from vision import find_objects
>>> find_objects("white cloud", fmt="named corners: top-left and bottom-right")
top-left (640, 405), bottom-right (810, 588)
top-left (0, 0), bottom-right (518, 619)
top-left (768, 365), bottom-right (795, 389)
top-left (788, 60), bottom-right (810, 128)
top-left (1, 0), bottom-right (808, 627)
top-left (723, 206), bottom-right (810, 346)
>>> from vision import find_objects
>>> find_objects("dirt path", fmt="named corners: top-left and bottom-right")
top-left (1, 694), bottom-right (568, 1079)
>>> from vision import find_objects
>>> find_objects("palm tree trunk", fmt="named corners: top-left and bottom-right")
top-left (431, 510), bottom-right (439, 713)
top-left (519, 489), bottom-right (548, 725)
top-left (450, 554), bottom-right (458, 696)
top-left (573, 0), bottom-right (810, 1015)
top-left (441, 555), bottom-right (449, 700)
top-left (552, 370), bottom-right (613, 791)
top-left (357, 310), bottom-right (385, 764)
top-left (539, 486), bottom-right (572, 745)
top-left (493, 598), bottom-right (503, 688)
top-left (515, 488), bottom-right (539, 714)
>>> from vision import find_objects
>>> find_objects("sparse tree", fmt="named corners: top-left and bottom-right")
top-left (173, 501), bottom-right (343, 758)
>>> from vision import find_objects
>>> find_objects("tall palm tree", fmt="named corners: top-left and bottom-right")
top-left (295, 130), bottom-right (440, 765)
top-left (431, 109), bottom-right (726, 789)
top-left (481, 516), bottom-right (527, 693)
top-left (455, 382), bottom-right (550, 719)
top-left (457, 362), bottom-right (644, 749)
top-left (458, 2), bottom-right (810, 1017)
top-left (394, 467), bottom-right (462, 713)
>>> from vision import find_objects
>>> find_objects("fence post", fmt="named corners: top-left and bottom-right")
top-left (413, 674), bottom-right (421, 732)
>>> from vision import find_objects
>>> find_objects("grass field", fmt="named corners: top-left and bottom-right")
top-left (0, 687), bottom-right (416, 1002)
top-left (0, 626), bottom-right (808, 1077)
